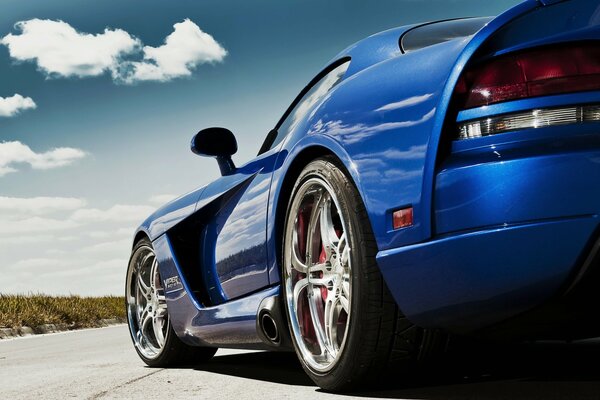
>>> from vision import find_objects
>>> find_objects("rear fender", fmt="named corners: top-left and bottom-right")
top-left (386, 0), bottom-right (600, 332)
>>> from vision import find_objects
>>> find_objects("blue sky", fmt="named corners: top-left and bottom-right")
top-left (0, 0), bottom-right (522, 295)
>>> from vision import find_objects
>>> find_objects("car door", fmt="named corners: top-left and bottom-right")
top-left (200, 147), bottom-right (280, 304)
top-left (203, 59), bottom-right (351, 305)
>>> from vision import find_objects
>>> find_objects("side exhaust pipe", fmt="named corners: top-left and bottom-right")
top-left (260, 313), bottom-right (279, 343)
top-left (257, 295), bottom-right (292, 350)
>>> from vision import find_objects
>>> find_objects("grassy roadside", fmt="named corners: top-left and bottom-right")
top-left (0, 294), bottom-right (125, 329)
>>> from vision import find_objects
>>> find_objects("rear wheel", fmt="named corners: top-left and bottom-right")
top-left (282, 157), bottom-right (444, 391)
top-left (126, 238), bottom-right (217, 366)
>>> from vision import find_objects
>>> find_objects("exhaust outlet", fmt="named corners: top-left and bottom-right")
top-left (257, 295), bottom-right (291, 350)
top-left (260, 312), bottom-right (280, 343)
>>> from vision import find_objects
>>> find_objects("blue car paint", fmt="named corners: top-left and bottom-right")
top-left (201, 148), bottom-right (279, 303)
top-left (154, 233), bottom-right (278, 349)
top-left (290, 37), bottom-right (468, 250)
top-left (538, 0), bottom-right (568, 5)
top-left (435, 125), bottom-right (600, 235)
top-left (275, 0), bottom-right (543, 253)
top-left (334, 25), bottom-right (410, 79)
top-left (133, 0), bottom-right (600, 346)
top-left (138, 185), bottom-right (206, 240)
top-left (196, 147), bottom-right (282, 304)
top-left (376, 215), bottom-right (599, 334)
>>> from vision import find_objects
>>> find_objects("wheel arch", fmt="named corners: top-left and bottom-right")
top-left (132, 229), bottom-right (151, 249)
top-left (269, 142), bottom-right (372, 285)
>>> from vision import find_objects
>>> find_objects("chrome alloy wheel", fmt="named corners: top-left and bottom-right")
top-left (284, 177), bottom-right (352, 372)
top-left (126, 245), bottom-right (169, 359)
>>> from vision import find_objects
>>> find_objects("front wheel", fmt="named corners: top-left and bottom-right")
top-left (126, 238), bottom-right (217, 366)
top-left (282, 157), bottom-right (444, 391)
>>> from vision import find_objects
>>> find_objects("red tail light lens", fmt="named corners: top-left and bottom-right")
top-left (455, 42), bottom-right (600, 109)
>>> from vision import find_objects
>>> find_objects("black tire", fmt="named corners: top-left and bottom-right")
top-left (282, 157), bottom-right (445, 391)
top-left (126, 238), bottom-right (217, 367)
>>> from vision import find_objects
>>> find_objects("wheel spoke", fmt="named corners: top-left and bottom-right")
top-left (308, 271), bottom-right (337, 287)
top-left (292, 277), bottom-right (309, 314)
top-left (307, 286), bottom-right (333, 358)
top-left (341, 278), bottom-right (350, 298)
top-left (324, 296), bottom-right (339, 353)
top-left (338, 233), bottom-right (350, 268)
top-left (305, 189), bottom-right (326, 264)
top-left (127, 293), bottom-right (136, 306)
top-left (137, 273), bottom-right (151, 297)
top-left (339, 293), bottom-right (350, 313)
top-left (137, 252), bottom-right (152, 272)
top-left (153, 317), bottom-right (166, 347)
top-left (150, 258), bottom-right (158, 290)
top-left (136, 330), bottom-right (144, 347)
top-left (156, 303), bottom-right (168, 318)
top-left (291, 239), bottom-right (309, 273)
top-left (309, 263), bottom-right (328, 274)
top-left (139, 306), bottom-right (152, 334)
top-left (320, 199), bottom-right (340, 258)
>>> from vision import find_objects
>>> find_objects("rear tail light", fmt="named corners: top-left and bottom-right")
top-left (454, 42), bottom-right (600, 139)
top-left (459, 104), bottom-right (600, 139)
top-left (455, 42), bottom-right (600, 109)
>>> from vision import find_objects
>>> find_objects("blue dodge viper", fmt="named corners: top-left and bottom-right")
top-left (126, 0), bottom-right (600, 391)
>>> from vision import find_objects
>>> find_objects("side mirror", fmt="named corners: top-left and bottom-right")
top-left (191, 127), bottom-right (237, 176)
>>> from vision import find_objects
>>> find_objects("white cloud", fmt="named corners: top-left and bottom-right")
top-left (0, 216), bottom-right (79, 235)
top-left (79, 238), bottom-right (131, 255)
top-left (148, 194), bottom-right (177, 204)
top-left (0, 196), bottom-right (86, 215)
top-left (87, 227), bottom-right (132, 239)
top-left (70, 204), bottom-right (155, 223)
top-left (0, 235), bottom-right (56, 245)
top-left (0, 197), bottom-right (157, 295)
top-left (0, 94), bottom-right (36, 117)
top-left (0, 141), bottom-right (87, 176)
top-left (2, 256), bottom-right (126, 295)
top-left (9, 257), bottom-right (68, 271)
top-left (1, 19), bottom-right (140, 78)
top-left (1, 18), bottom-right (227, 84)
top-left (119, 19), bottom-right (227, 83)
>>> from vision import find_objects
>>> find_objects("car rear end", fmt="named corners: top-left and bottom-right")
top-left (381, 0), bottom-right (600, 339)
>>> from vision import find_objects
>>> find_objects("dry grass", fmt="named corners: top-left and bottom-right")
top-left (0, 294), bottom-right (125, 329)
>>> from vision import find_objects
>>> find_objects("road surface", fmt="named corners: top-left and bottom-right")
top-left (1, 324), bottom-right (600, 399)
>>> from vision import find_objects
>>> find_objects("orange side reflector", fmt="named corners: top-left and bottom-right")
top-left (393, 207), bottom-right (413, 230)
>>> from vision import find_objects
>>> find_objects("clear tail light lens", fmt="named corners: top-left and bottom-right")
top-left (458, 104), bottom-right (600, 139)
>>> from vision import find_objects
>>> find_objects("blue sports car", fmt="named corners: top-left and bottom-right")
top-left (126, 0), bottom-right (600, 391)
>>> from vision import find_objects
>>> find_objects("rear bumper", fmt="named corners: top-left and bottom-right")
top-left (377, 216), bottom-right (599, 335)
top-left (435, 125), bottom-right (600, 235)
top-left (377, 125), bottom-right (600, 336)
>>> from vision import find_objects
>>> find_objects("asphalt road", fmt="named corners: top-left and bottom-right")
top-left (2, 325), bottom-right (600, 399)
